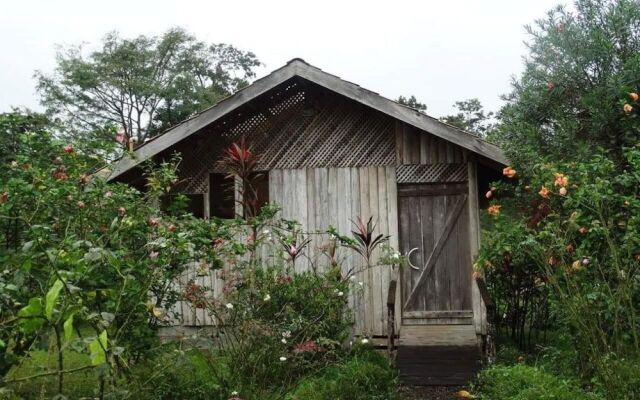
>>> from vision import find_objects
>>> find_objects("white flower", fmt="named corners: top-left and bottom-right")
top-left (225, 303), bottom-right (234, 309)
top-left (337, 291), bottom-right (344, 297)
top-left (282, 330), bottom-right (291, 338)
top-left (392, 252), bottom-right (400, 260)
top-left (263, 294), bottom-right (271, 302)
top-left (361, 338), bottom-right (369, 344)
top-left (349, 275), bottom-right (355, 281)
top-left (262, 229), bottom-right (270, 235)
top-left (358, 281), bottom-right (363, 287)
top-left (281, 338), bottom-right (287, 344)
top-left (231, 391), bottom-right (239, 396)
top-left (349, 341), bottom-right (353, 346)
top-left (279, 356), bottom-right (287, 362)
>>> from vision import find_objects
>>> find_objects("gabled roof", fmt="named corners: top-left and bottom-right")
top-left (108, 59), bottom-right (507, 180)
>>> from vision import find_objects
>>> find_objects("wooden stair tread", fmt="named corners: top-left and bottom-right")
top-left (397, 345), bottom-right (482, 386)
top-left (399, 324), bottom-right (477, 347)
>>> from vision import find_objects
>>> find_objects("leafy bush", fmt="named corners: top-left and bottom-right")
top-left (129, 348), bottom-right (227, 400)
top-left (286, 349), bottom-right (396, 400)
top-left (478, 147), bottom-right (640, 397)
top-left (474, 364), bottom-right (602, 400)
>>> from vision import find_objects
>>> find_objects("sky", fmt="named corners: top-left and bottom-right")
top-left (0, 0), bottom-right (566, 118)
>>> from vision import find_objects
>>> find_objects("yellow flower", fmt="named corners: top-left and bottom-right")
top-left (487, 204), bottom-right (501, 216)
top-left (571, 260), bottom-right (582, 271)
top-left (456, 390), bottom-right (476, 399)
top-left (539, 186), bottom-right (551, 199)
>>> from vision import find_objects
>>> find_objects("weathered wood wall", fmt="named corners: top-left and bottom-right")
top-left (166, 89), bottom-right (484, 338)
top-left (269, 167), bottom-right (398, 336)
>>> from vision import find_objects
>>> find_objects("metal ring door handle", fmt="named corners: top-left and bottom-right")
top-left (407, 247), bottom-right (420, 270)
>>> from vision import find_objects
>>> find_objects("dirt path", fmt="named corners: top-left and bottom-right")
top-left (397, 385), bottom-right (466, 400)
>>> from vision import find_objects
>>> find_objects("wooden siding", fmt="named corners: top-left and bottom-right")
top-left (269, 167), bottom-right (398, 336)
top-left (395, 121), bottom-right (466, 165)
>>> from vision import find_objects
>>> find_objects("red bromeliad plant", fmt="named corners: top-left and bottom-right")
top-left (219, 136), bottom-right (262, 219)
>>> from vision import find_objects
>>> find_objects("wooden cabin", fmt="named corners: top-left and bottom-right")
top-left (108, 59), bottom-right (506, 385)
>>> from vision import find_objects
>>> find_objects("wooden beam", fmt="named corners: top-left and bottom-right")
top-left (403, 310), bottom-right (474, 319)
top-left (403, 195), bottom-right (468, 309)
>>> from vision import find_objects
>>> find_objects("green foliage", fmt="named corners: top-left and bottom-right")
top-left (35, 27), bottom-right (260, 145)
top-left (183, 265), bottom-right (355, 395)
top-left (286, 349), bottom-right (397, 400)
top-left (0, 120), bottom-right (222, 390)
top-left (440, 98), bottom-right (495, 136)
top-left (396, 95), bottom-right (427, 112)
top-left (474, 364), bottom-right (602, 400)
top-left (495, 0), bottom-right (640, 167)
top-left (478, 147), bottom-right (640, 398)
top-left (128, 348), bottom-right (227, 400)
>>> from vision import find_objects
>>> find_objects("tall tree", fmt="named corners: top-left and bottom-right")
top-left (440, 98), bottom-right (494, 136)
top-left (495, 0), bottom-right (640, 167)
top-left (396, 95), bottom-right (427, 112)
top-left (36, 28), bottom-right (261, 145)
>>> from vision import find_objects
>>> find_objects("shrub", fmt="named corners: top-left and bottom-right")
top-left (129, 348), bottom-right (227, 400)
top-left (286, 349), bottom-right (396, 400)
top-left (474, 364), bottom-right (602, 400)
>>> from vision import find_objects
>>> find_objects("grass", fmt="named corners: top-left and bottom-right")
top-left (2, 349), bottom-right (99, 399)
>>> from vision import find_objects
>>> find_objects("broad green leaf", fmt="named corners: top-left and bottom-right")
top-left (63, 314), bottom-right (74, 341)
top-left (0, 338), bottom-right (5, 348)
top-left (45, 279), bottom-right (64, 320)
top-left (17, 297), bottom-right (44, 333)
top-left (89, 330), bottom-right (108, 366)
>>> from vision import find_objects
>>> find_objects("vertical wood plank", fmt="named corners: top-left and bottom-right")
top-left (468, 159), bottom-right (485, 335)
top-left (395, 121), bottom-right (403, 165)
top-left (377, 166), bottom-right (390, 333)
top-left (350, 167), bottom-right (363, 333)
top-left (385, 166), bottom-right (401, 332)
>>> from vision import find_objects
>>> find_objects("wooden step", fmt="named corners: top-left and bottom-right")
top-left (397, 325), bottom-right (481, 386)
top-left (399, 324), bottom-right (478, 347)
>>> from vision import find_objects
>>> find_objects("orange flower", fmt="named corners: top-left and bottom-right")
top-left (624, 103), bottom-right (633, 113)
top-left (565, 244), bottom-right (574, 253)
top-left (548, 256), bottom-right (557, 266)
top-left (538, 186), bottom-right (551, 199)
top-left (502, 166), bottom-right (517, 178)
top-left (553, 173), bottom-right (568, 187)
top-left (579, 226), bottom-right (589, 235)
top-left (487, 204), bottom-right (501, 216)
top-left (630, 92), bottom-right (639, 102)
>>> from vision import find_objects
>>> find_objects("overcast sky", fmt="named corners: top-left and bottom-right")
top-left (0, 0), bottom-right (566, 118)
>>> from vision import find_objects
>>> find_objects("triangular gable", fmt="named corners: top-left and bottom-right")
top-left (108, 59), bottom-right (506, 180)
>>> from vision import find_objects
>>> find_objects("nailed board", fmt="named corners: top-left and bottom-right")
top-left (398, 182), bottom-right (473, 320)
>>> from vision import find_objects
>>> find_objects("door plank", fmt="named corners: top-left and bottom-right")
top-left (403, 194), bottom-right (468, 309)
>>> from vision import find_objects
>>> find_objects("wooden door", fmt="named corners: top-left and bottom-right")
top-left (398, 182), bottom-right (473, 325)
